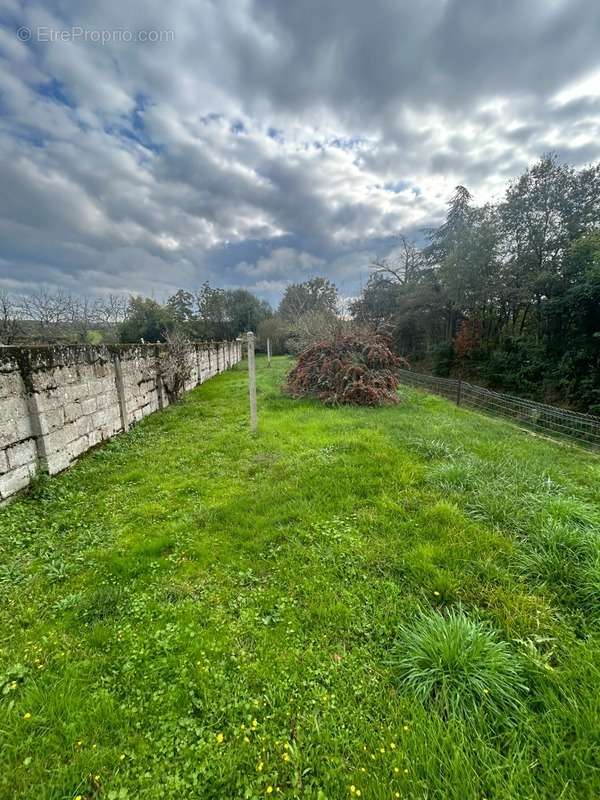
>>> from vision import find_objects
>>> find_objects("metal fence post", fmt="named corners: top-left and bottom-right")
top-left (456, 377), bottom-right (462, 406)
top-left (267, 337), bottom-right (272, 368)
top-left (247, 331), bottom-right (258, 434)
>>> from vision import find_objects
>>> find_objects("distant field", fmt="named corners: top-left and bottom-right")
top-left (1, 356), bottom-right (599, 800)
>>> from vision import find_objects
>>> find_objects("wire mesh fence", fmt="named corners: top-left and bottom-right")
top-left (397, 368), bottom-right (600, 451)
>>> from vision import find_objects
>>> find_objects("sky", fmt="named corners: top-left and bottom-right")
top-left (1, 0), bottom-right (600, 306)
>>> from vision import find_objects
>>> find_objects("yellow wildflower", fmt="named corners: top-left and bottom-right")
top-left (350, 787), bottom-right (356, 795)
top-left (23, 713), bottom-right (31, 720)
top-left (266, 788), bottom-right (273, 795)
top-left (215, 732), bottom-right (224, 744)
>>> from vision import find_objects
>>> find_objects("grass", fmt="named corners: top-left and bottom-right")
top-left (389, 608), bottom-right (528, 723)
top-left (0, 355), bottom-right (599, 799)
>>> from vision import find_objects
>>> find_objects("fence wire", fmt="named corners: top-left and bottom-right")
top-left (397, 369), bottom-right (600, 451)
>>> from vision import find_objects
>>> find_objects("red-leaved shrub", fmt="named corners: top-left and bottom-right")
top-left (286, 335), bottom-right (409, 406)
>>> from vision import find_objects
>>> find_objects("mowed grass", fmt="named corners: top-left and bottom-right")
top-left (1, 356), bottom-right (599, 800)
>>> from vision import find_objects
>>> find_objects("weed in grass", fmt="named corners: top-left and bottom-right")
top-left (389, 607), bottom-right (528, 723)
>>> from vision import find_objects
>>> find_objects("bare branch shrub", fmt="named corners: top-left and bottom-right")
top-left (160, 331), bottom-right (193, 402)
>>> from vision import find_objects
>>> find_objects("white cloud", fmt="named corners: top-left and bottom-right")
top-left (0, 0), bottom-right (599, 304)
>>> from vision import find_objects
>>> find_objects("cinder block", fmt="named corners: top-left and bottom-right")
top-left (0, 419), bottom-right (18, 449)
top-left (0, 395), bottom-right (30, 422)
top-left (63, 401), bottom-right (81, 423)
top-left (7, 439), bottom-right (37, 469)
top-left (0, 371), bottom-right (25, 400)
top-left (43, 427), bottom-right (71, 454)
top-left (47, 449), bottom-right (73, 475)
top-left (88, 429), bottom-right (102, 448)
top-left (38, 408), bottom-right (65, 435)
top-left (34, 389), bottom-right (63, 413)
top-left (14, 414), bottom-right (34, 441)
top-left (0, 464), bottom-right (35, 500)
top-left (69, 434), bottom-right (90, 459)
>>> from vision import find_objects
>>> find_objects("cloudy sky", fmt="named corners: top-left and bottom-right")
top-left (1, 0), bottom-right (600, 305)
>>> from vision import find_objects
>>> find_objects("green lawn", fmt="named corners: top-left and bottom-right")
top-left (1, 356), bottom-right (599, 800)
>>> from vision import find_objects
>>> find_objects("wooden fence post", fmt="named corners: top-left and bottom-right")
top-left (247, 331), bottom-right (258, 434)
top-left (456, 378), bottom-right (462, 406)
top-left (267, 337), bottom-right (272, 368)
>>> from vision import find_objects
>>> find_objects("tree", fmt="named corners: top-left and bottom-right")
top-left (21, 289), bottom-right (72, 342)
top-left (167, 290), bottom-right (195, 325)
top-left (257, 315), bottom-right (289, 355)
top-left (349, 155), bottom-right (600, 411)
top-left (224, 289), bottom-right (271, 337)
top-left (370, 235), bottom-right (424, 285)
top-left (0, 291), bottom-right (22, 345)
top-left (118, 297), bottom-right (174, 343)
top-left (95, 294), bottom-right (128, 340)
top-left (195, 283), bottom-right (228, 339)
top-left (278, 277), bottom-right (339, 321)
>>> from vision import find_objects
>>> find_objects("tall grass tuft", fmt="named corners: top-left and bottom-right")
top-left (390, 608), bottom-right (528, 723)
top-left (515, 521), bottom-right (600, 615)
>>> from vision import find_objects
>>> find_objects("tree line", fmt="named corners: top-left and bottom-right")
top-left (0, 278), bottom-right (339, 353)
top-left (2, 154), bottom-right (598, 412)
top-left (352, 154), bottom-right (600, 413)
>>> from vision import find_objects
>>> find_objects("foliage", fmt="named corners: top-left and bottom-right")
top-left (390, 608), bottom-right (527, 723)
top-left (286, 335), bottom-right (408, 405)
top-left (118, 296), bottom-right (173, 343)
top-left (257, 315), bottom-right (289, 355)
top-left (278, 277), bottom-right (338, 321)
top-left (351, 155), bottom-right (600, 411)
top-left (1, 356), bottom-right (600, 798)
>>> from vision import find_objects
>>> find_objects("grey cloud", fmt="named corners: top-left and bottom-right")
top-left (1, 0), bottom-right (600, 301)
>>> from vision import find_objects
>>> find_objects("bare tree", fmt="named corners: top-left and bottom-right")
top-left (21, 289), bottom-right (73, 341)
top-left (95, 294), bottom-right (128, 339)
top-left (0, 291), bottom-right (22, 345)
top-left (65, 294), bottom-right (102, 343)
top-left (370, 234), bottom-right (424, 285)
top-left (285, 308), bottom-right (347, 354)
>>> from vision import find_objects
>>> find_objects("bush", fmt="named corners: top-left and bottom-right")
top-left (389, 608), bottom-right (527, 722)
top-left (161, 331), bottom-right (192, 402)
top-left (286, 335), bottom-right (408, 406)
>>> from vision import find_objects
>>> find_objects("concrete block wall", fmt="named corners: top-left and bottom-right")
top-left (0, 339), bottom-right (242, 502)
